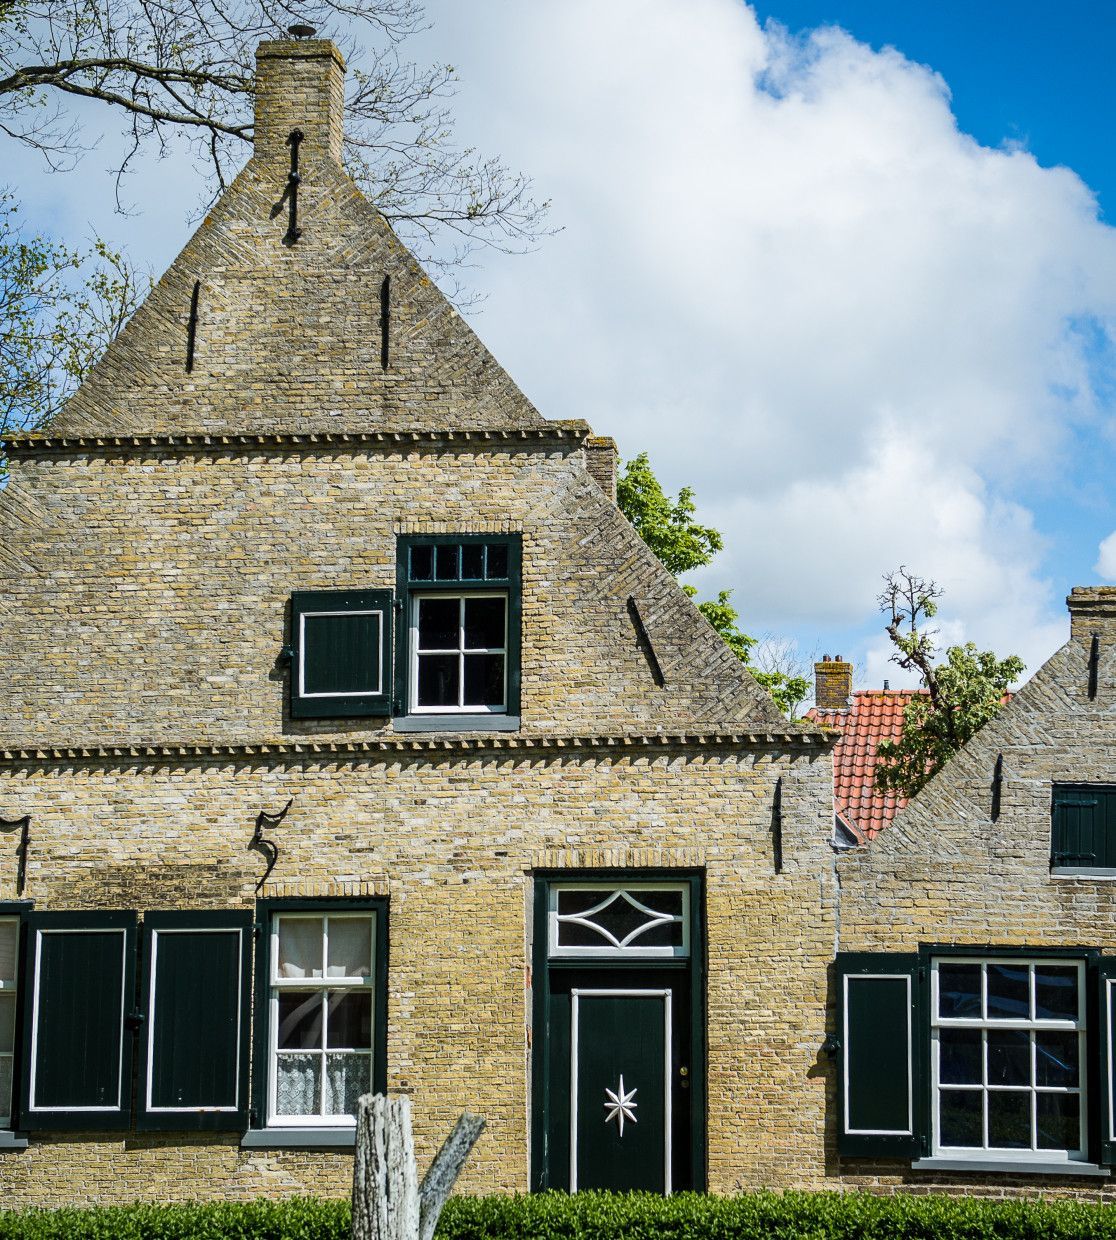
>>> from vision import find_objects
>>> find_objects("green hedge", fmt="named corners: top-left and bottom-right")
top-left (4, 1192), bottom-right (1116, 1240)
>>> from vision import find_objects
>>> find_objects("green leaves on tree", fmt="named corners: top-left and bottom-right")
top-left (874, 567), bottom-right (1025, 798)
top-left (0, 191), bottom-right (146, 476)
top-left (616, 452), bottom-right (808, 718)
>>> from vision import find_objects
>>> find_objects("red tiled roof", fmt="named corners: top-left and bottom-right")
top-left (805, 690), bottom-right (927, 842)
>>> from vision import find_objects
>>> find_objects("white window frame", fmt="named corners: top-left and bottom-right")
top-left (267, 912), bottom-right (376, 1129)
top-left (930, 956), bottom-right (1088, 1164)
top-left (144, 924), bottom-right (245, 1115)
top-left (409, 591), bottom-right (508, 714)
top-left (548, 883), bottom-right (690, 960)
top-left (27, 926), bottom-right (129, 1114)
top-left (0, 916), bottom-right (17, 1128)
top-left (298, 609), bottom-right (385, 699)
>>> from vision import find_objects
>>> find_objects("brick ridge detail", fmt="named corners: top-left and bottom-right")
top-left (0, 729), bottom-right (833, 765)
top-left (4, 423), bottom-right (592, 455)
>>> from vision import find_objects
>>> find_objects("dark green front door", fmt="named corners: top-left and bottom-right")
top-left (573, 989), bottom-right (671, 1191)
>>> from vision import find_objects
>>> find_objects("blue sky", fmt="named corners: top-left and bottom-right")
top-left (10, 1), bottom-right (1116, 697)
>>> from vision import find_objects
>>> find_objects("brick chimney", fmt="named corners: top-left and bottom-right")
top-left (1067, 587), bottom-right (1116, 640)
top-left (585, 436), bottom-right (618, 502)
top-left (814, 654), bottom-right (853, 710)
top-left (254, 38), bottom-right (346, 165)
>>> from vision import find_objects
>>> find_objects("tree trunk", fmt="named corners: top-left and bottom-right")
top-left (352, 1094), bottom-right (485, 1240)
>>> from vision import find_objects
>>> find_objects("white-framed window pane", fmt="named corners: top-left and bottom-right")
top-left (986, 963), bottom-right (1030, 1020)
top-left (417, 597), bottom-right (459, 650)
top-left (327, 919), bottom-right (372, 978)
top-left (277, 918), bottom-right (324, 979)
top-left (417, 654), bottom-right (459, 707)
top-left (463, 654), bottom-right (505, 708)
top-left (463, 597), bottom-right (505, 648)
top-left (324, 1053), bottom-right (370, 1115)
top-left (0, 920), bottom-right (16, 983)
top-left (276, 1053), bottom-right (321, 1115)
top-left (939, 1089), bottom-right (982, 1146)
top-left (326, 991), bottom-right (372, 1047)
top-left (1035, 966), bottom-right (1079, 1020)
top-left (1038, 1094), bottom-right (1081, 1150)
top-left (277, 991), bottom-right (324, 1049)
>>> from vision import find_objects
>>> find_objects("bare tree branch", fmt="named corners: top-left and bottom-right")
top-left (0, 0), bottom-right (554, 274)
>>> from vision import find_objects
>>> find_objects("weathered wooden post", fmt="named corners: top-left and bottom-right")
top-left (352, 1094), bottom-right (486, 1240)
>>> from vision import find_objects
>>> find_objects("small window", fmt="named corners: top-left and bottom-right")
top-left (396, 536), bottom-right (521, 722)
top-left (261, 907), bottom-right (387, 1128)
top-left (548, 884), bottom-right (689, 959)
top-left (290, 589), bottom-right (393, 719)
top-left (931, 957), bottom-right (1087, 1162)
top-left (0, 917), bottom-right (17, 1128)
top-left (1052, 784), bottom-right (1116, 871)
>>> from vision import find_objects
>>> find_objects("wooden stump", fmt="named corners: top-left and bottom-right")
top-left (352, 1094), bottom-right (485, 1240)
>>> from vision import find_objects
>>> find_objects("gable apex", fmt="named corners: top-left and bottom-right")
top-left (50, 39), bottom-right (547, 438)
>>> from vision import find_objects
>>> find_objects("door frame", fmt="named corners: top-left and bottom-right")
top-left (530, 869), bottom-right (706, 1192)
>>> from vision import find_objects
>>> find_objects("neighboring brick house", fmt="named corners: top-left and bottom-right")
top-left (833, 587), bottom-right (1116, 1194)
top-left (805, 657), bottom-right (923, 845)
top-left (0, 39), bottom-right (840, 1204)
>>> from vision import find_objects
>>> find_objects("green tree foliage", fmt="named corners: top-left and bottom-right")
top-left (0, 193), bottom-right (145, 474)
top-left (615, 452), bottom-right (722, 576)
top-left (874, 567), bottom-right (1025, 798)
top-left (616, 452), bottom-right (809, 717)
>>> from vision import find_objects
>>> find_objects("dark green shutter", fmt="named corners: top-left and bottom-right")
top-left (836, 952), bottom-right (923, 1157)
top-left (137, 911), bottom-right (251, 1131)
top-left (21, 911), bottom-right (137, 1131)
top-left (1098, 958), bottom-right (1116, 1165)
top-left (291, 589), bottom-right (393, 718)
top-left (1052, 785), bottom-right (1116, 868)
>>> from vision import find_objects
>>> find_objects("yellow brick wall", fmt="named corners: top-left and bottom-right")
top-left (0, 744), bottom-right (835, 1205)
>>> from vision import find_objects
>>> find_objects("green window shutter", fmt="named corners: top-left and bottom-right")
top-left (1098, 958), bottom-right (1116, 1165)
top-left (137, 911), bottom-right (252, 1131)
top-left (1052, 785), bottom-right (1108, 868)
top-left (836, 951), bottom-right (923, 1157)
top-left (291, 589), bottom-right (393, 718)
top-left (21, 911), bottom-right (137, 1131)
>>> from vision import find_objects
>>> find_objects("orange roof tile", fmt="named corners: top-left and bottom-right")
top-left (805, 690), bottom-right (927, 842)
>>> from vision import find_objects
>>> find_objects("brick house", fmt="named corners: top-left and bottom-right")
top-left (4, 34), bottom-right (1116, 1208)
top-left (0, 39), bottom-right (838, 1204)
top-left (833, 587), bottom-right (1116, 1192)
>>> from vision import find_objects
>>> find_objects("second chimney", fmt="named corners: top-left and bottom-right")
top-left (815, 654), bottom-right (853, 711)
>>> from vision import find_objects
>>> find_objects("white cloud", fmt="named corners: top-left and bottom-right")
top-left (417, 0), bottom-right (1116, 676)
top-left (1095, 531), bottom-right (1116, 581)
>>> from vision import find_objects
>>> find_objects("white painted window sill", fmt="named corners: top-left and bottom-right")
top-left (0, 1132), bottom-right (28, 1150)
top-left (913, 1157), bottom-right (1109, 1178)
top-left (241, 1128), bottom-right (355, 1149)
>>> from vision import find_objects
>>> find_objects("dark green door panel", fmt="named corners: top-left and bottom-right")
top-left (573, 990), bottom-right (669, 1191)
top-left (541, 966), bottom-right (693, 1192)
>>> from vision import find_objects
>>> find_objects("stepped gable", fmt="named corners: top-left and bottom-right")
top-left (50, 39), bottom-right (546, 437)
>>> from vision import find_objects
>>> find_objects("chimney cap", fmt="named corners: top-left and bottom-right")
top-left (288, 22), bottom-right (317, 38)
